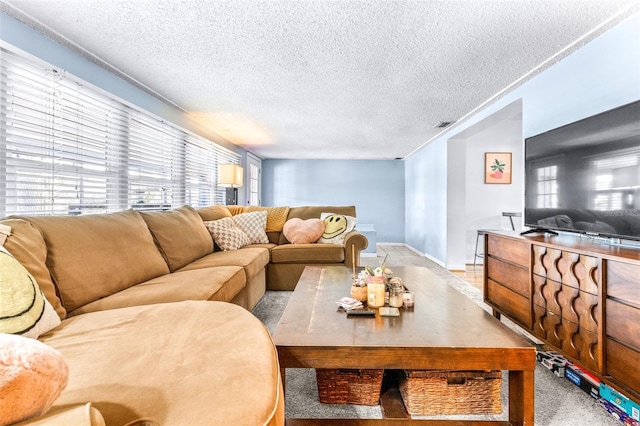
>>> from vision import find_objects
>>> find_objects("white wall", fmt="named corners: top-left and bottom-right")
top-left (446, 138), bottom-right (466, 269)
top-left (443, 100), bottom-right (523, 269)
top-left (462, 104), bottom-right (523, 265)
top-left (405, 10), bottom-right (640, 266)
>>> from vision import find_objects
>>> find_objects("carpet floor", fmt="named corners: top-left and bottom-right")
top-left (252, 246), bottom-right (620, 425)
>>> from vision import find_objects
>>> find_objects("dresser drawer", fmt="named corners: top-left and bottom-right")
top-left (607, 261), bottom-right (640, 307)
top-left (533, 246), bottom-right (599, 295)
top-left (560, 324), bottom-right (599, 373)
top-left (487, 256), bottom-right (530, 298)
top-left (534, 282), bottom-right (599, 334)
top-left (487, 234), bottom-right (529, 267)
top-left (533, 307), bottom-right (600, 372)
top-left (486, 279), bottom-right (530, 327)
top-left (607, 338), bottom-right (640, 394)
top-left (606, 298), bottom-right (640, 351)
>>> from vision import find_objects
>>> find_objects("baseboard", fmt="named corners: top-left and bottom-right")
top-left (424, 253), bottom-right (446, 268)
top-left (446, 264), bottom-right (467, 271)
top-left (360, 253), bottom-right (377, 257)
top-left (400, 243), bottom-right (447, 268)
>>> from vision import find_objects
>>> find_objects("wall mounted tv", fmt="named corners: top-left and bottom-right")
top-left (524, 100), bottom-right (640, 242)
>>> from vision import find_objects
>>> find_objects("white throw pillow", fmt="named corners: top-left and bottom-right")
top-left (0, 246), bottom-right (61, 338)
top-left (317, 212), bottom-right (357, 244)
top-left (232, 211), bottom-right (269, 244)
top-left (204, 217), bottom-right (251, 251)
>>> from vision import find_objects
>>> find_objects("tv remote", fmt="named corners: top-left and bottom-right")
top-left (347, 310), bottom-right (376, 317)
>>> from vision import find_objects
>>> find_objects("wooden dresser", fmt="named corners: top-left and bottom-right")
top-left (484, 231), bottom-right (640, 403)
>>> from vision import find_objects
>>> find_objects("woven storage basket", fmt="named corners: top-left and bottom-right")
top-left (399, 370), bottom-right (502, 415)
top-left (316, 369), bottom-right (384, 405)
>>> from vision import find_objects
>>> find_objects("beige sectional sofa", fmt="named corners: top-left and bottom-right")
top-left (198, 204), bottom-right (368, 291)
top-left (1, 203), bottom-right (367, 425)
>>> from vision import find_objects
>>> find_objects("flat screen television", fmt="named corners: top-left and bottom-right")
top-left (524, 100), bottom-right (640, 242)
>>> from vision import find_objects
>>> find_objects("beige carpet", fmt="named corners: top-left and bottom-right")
top-left (252, 245), bottom-right (620, 425)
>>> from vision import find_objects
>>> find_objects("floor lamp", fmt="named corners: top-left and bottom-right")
top-left (218, 164), bottom-right (244, 205)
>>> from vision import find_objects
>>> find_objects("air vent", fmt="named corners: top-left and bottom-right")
top-left (434, 121), bottom-right (455, 129)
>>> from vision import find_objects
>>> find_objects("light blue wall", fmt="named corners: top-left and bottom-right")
top-left (262, 159), bottom-right (405, 243)
top-left (405, 140), bottom-right (447, 260)
top-left (405, 11), bottom-right (640, 264)
top-left (0, 12), bottom-right (244, 156)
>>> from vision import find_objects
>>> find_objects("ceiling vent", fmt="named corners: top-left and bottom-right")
top-left (434, 121), bottom-right (455, 129)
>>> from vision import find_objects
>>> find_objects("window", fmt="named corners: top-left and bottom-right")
top-left (249, 164), bottom-right (259, 206)
top-left (0, 44), bottom-right (240, 217)
top-left (536, 165), bottom-right (558, 208)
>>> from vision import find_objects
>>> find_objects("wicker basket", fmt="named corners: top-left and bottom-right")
top-left (316, 369), bottom-right (384, 405)
top-left (399, 370), bottom-right (502, 415)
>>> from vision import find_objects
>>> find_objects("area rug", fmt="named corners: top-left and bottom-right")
top-left (252, 262), bottom-right (620, 425)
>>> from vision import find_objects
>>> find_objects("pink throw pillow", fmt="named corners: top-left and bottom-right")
top-left (283, 218), bottom-right (325, 244)
top-left (0, 333), bottom-right (69, 425)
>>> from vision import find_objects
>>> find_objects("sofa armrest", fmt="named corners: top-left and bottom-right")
top-left (344, 231), bottom-right (368, 267)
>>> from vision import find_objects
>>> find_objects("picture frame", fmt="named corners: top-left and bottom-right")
top-left (485, 152), bottom-right (512, 184)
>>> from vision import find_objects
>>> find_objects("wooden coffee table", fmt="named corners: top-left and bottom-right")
top-left (272, 266), bottom-right (536, 425)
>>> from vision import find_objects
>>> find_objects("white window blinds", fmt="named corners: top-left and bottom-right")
top-left (0, 44), bottom-right (240, 217)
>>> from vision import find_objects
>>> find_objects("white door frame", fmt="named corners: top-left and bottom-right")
top-left (246, 152), bottom-right (262, 206)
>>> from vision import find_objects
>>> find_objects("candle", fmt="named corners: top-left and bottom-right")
top-left (403, 291), bottom-right (415, 308)
top-left (367, 282), bottom-right (385, 308)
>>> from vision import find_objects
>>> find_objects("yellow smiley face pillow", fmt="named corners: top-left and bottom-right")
top-left (318, 212), bottom-right (357, 244)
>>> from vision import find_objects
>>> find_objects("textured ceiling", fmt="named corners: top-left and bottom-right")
top-left (2, 0), bottom-right (638, 159)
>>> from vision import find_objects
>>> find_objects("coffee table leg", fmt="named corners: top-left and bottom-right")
top-left (509, 370), bottom-right (534, 426)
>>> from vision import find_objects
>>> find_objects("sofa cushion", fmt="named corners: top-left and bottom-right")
top-left (0, 246), bottom-right (60, 338)
top-left (178, 247), bottom-right (270, 282)
top-left (141, 205), bottom-right (214, 272)
top-left (69, 266), bottom-right (246, 316)
top-left (204, 217), bottom-right (251, 250)
top-left (39, 302), bottom-right (283, 426)
top-left (270, 243), bottom-right (344, 264)
top-left (196, 205), bottom-right (233, 221)
top-left (226, 205), bottom-right (246, 215)
top-left (233, 211), bottom-right (269, 244)
top-left (20, 210), bottom-right (169, 313)
top-left (0, 219), bottom-right (66, 319)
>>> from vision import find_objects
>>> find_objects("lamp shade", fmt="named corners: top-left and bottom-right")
top-left (218, 164), bottom-right (244, 187)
